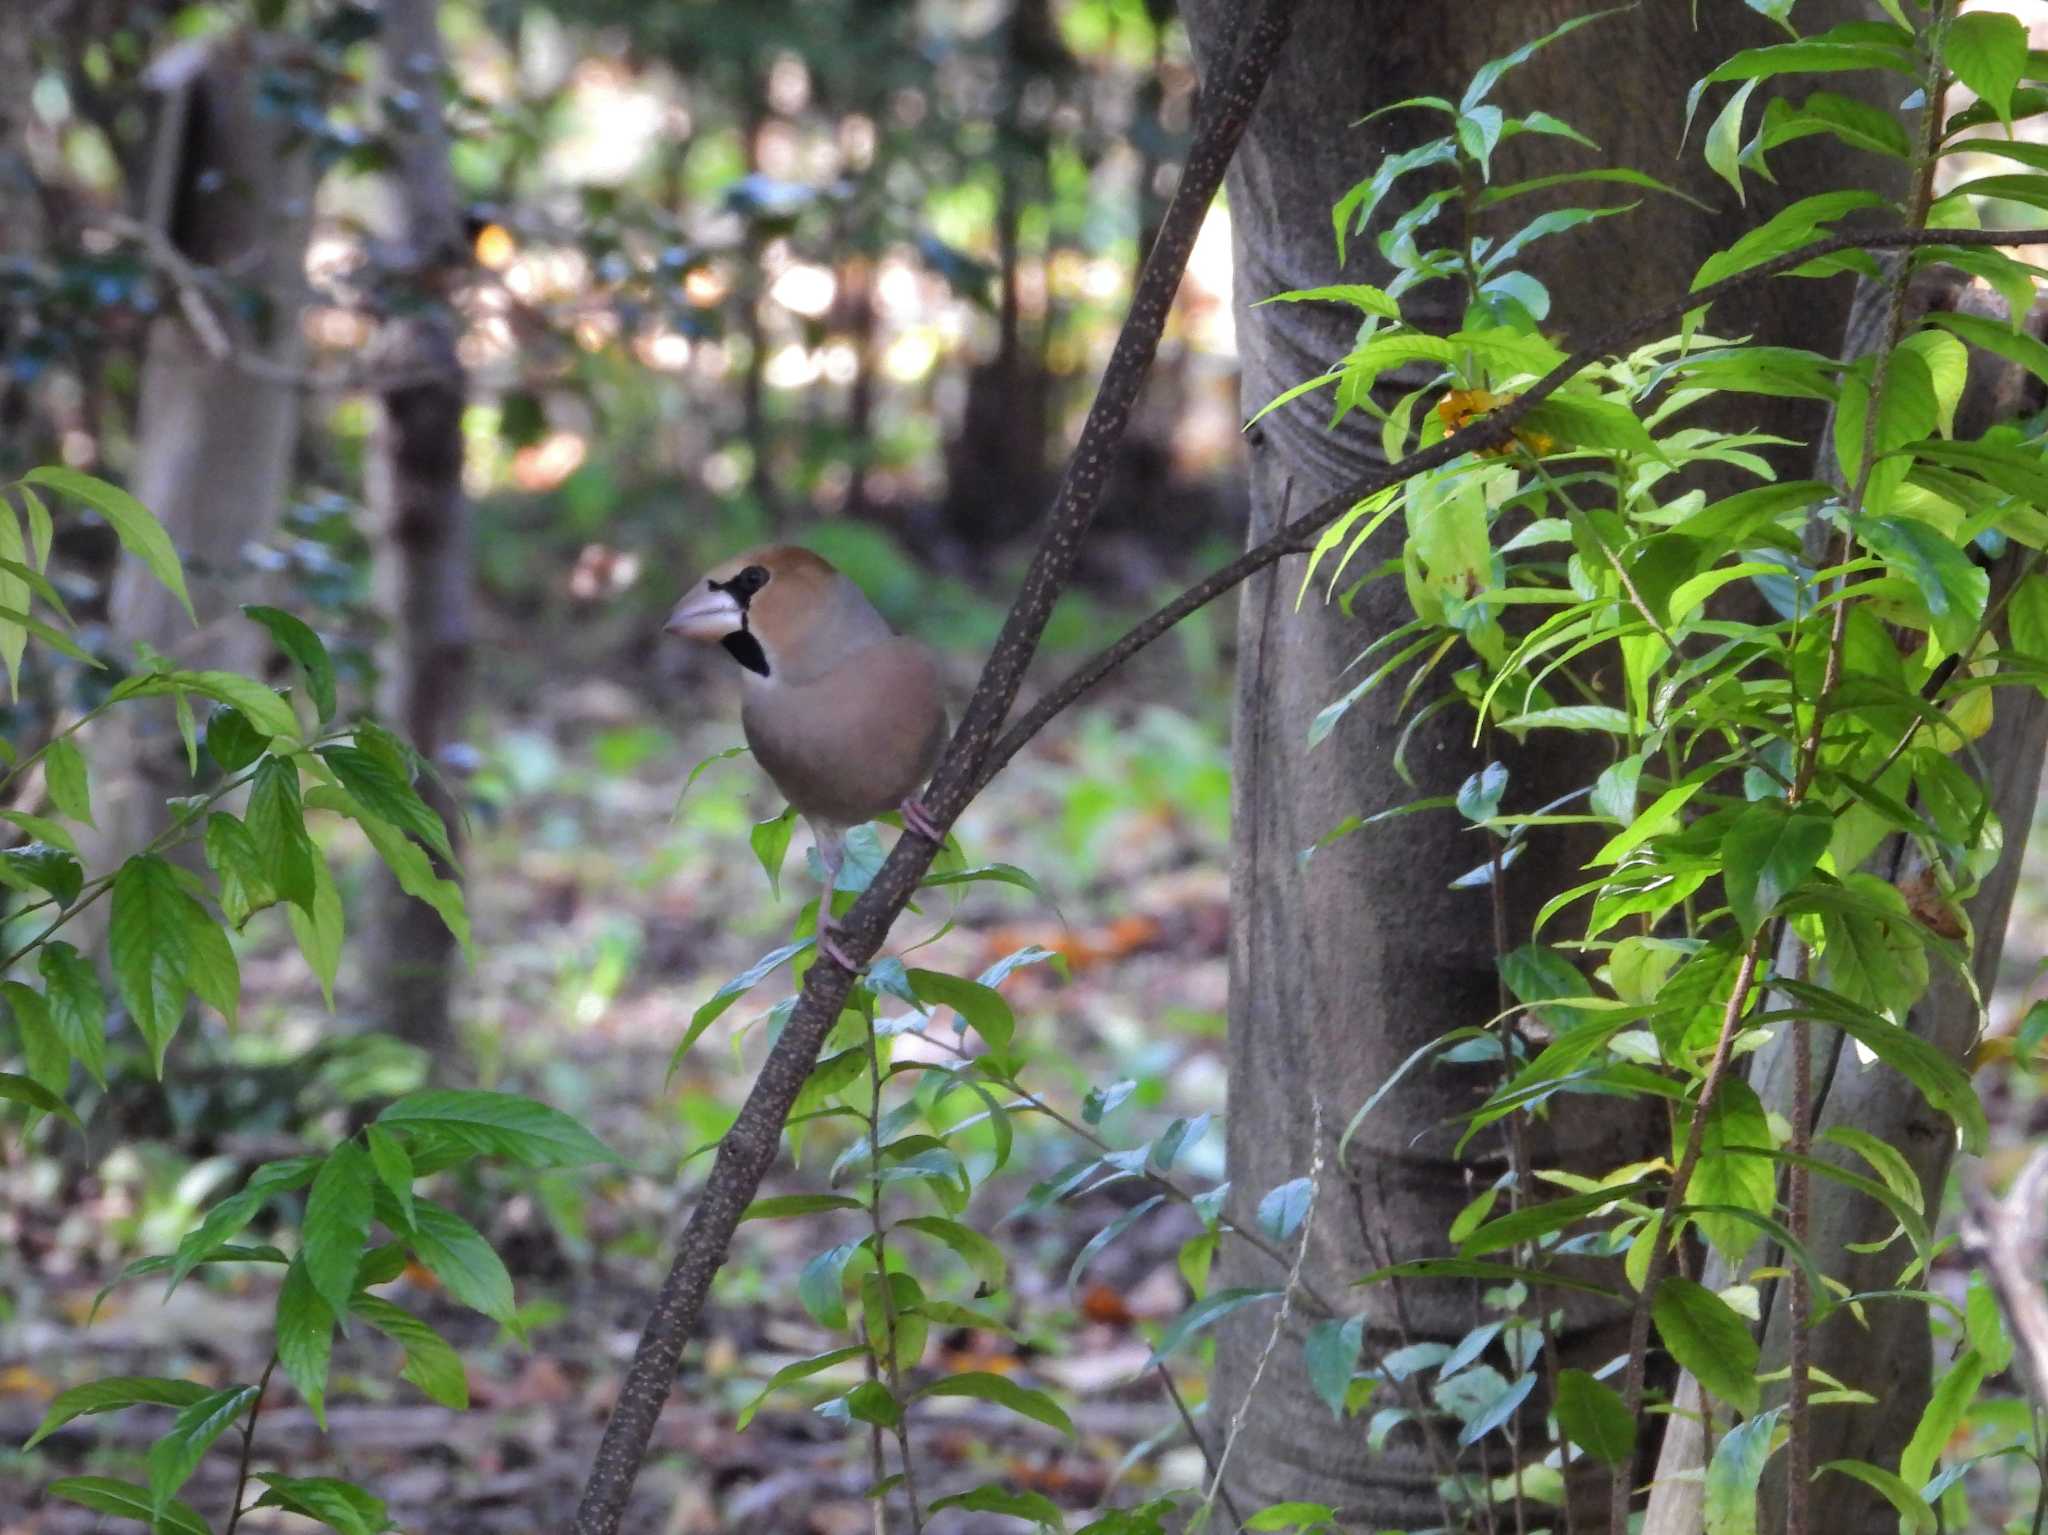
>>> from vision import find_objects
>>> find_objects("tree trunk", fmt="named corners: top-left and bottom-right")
top-left (364, 0), bottom-right (471, 1062)
top-left (1176, 2), bottom-right (1882, 1527)
top-left (87, 34), bottom-right (312, 867)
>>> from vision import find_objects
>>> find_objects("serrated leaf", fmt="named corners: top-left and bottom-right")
top-left (147, 1383), bottom-right (258, 1516)
top-left (376, 1090), bottom-right (618, 1169)
top-left (276, 1259), bottom-right (335, 1427)
top-left (252, 1474), bottom-right (393, 1535)
top-left (406, 1198), bottom-right (515, 1322)
top-left (303, 1141), bottom-right (373, 1321)
top-left (109, 855), bottom-right (194, 1072)
top-left (1654, 1276), bottom-right (1760, 1415)
top-left (320, 745), bottom-right (453, 863)
top-left (1722, 801), bottom-right (1832, 937)
top-left (352, 1294), bottom-right (468, 1408)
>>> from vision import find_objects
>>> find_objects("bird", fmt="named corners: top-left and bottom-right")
top-left (665, 544), bottom-right (949, 968)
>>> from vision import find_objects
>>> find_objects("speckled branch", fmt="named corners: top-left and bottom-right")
top-left (569, 4), bottom-right (1300, 1528)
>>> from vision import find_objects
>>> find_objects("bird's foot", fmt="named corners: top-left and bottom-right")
top-left (899, 795), bottom-right (944, 844)
top-left (818, 923), bottom-right (865, 972)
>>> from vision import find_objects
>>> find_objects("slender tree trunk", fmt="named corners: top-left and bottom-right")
top-left (86, 34), bottom-right (311, 866)
top-left (364, 0), bottom-right (470, 1062)
top-left (1176, 2), bottom-right (1881, 1526)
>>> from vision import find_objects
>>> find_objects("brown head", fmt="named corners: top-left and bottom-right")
top-left (665, 544), bottom-right (886, 682)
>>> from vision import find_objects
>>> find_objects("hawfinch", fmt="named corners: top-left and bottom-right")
top-left (666, 545), bottom-right (948, 965)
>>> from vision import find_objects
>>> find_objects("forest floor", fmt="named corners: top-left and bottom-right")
top-left (6, 564), bottom-right (2048, 1532)
top-left (0, 586), bottom-right (1242, 1533)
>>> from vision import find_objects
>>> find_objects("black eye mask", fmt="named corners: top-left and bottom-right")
top-left (709, 565), bottom-right (772, 676)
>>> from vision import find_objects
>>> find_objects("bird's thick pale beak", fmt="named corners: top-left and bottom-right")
top-left (665, 587), bottom-right (743, 642)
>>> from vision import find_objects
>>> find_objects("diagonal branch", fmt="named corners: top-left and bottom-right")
top-left (568, 3), bottom-right (1300, 1528)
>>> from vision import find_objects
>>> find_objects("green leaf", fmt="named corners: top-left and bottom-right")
top-left (897, 1213), bottom-right (1007, 1291)
top-left (246, 757), bottom-right (316, 910)
top-left (750, 806), bottom-right (795, 897)
top-left (276, 1260), bottom-right (335, 1428)
top-left (1304, 1314), bottom-right (1366, 1420)
top-left (205, 812), bottom-right (276, 928)
top-left (1817, 1461), bottom-right (1936, 1533)
top-left (1554, 1368), bottom-right (1633, 1466)
top-left (1930, 308), bottom-right (2048, 396)
top-left (1704, 1405), bottom-right (1783, 1535)
top-left (48, 1478), bottom-right (211, 1535)
top-left (302, 1141), bottom-right (373, 1321)
top-left (319, 746), bottom-right (454, 863)
top-left (906, 968), bottom-right (1015, 1052)
top-left (1705, 77), bottom-right (1761, 198)
top-left (741, 1192), bottom-right (864, 1221)
top-left (405, 1198), bottom-right (515, 1322)
top-left (1065, 1195), bottom-right (1165, 1296)
top-left (252, 1475), bottom-right (393, 1535)
top-left (1722, 801), bottom-right (1832, 937)
top-left (798, 1242), bottom-right (860, 1329)
top-left (288, 849), bottom-right (345, 1008)
top-left (914, 1371), bottom-right (1075, 1436)
top-left (1856, 515), bottom-right (1988, 655)
top-left (1900, 1347), bottom-right (1986, 1490)
top-left (312, 787), bottom-right (470, 960)
top-left (0, 1068), bottom-right (77, 1125)
top-left (1143, 1287), bottom-right (1283, 1369)
top-left (147, 1383), bottom-right (258, 1516)
top-left (25, 467), bottom-right (194, 624)
top-left (1964, 1272), bottom-right (2014, 1374)
top-left (359, 1125), bottom-right (416, 1234)
top-left (1772, 979), bottom-right (1987, 1152)
top-left (669, 941), bottom-right (811, 1072)
top-left (1, 840), bottom-right (81, 906)
top-left (928, 1483), bottom-right (1067, 1531)
top-left (376, 1090), bottom-right (618, 1168)
top-left (352, 1294), bottom-right (468, 1408)
top-left (44, 736), bottom-right (93, 827)
top-left (1499, 943), bottom-right (1590, 1031)
top-left (1257, 1177), bottom-right (1314, 1242)
top-left (205, 706), bottom-right (268, 773)
top-left (1945, 9), bottom-right (2027, 126)
top-left (242, 605), bottom-right (336, 721)
top-left (110, 669), bottom-right (299, 741)
top-left (109, 855), bottom-right (194, 1073)
top-left (1685, 1078), bottom-right (1778, 1262)
top-left (1258, 283), bottom-right (1401, 319)
top-left (1499, 704), bottom-right (1633, 734)
top-left (25, 1375), bottom-right (213, 1449)
top-left (1654, 1276), bottom-right (1760, 1416)
top-left (184, 902), bottom-right (239, 1030)
top-left (735, 1346), bottom-right (867, 1430)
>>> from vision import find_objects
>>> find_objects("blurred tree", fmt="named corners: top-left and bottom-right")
top-left (84, 30), bottom-right (314, 879)
top-left (363, 0), bottom-right (472, 1062)
top-left (1177, 1), bottom-right (1884, 1525)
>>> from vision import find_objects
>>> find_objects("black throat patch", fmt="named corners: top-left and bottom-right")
top-left (709, 564), bottom-right (773, 677)
top-left (720, 628), bottom-right (770, 677)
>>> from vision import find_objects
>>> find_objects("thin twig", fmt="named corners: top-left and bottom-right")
top-left (1157, 1366), bottom-right (1248, 1532)
top-left (1201, 1103), bottom-right (1324, 1530)
top-left (223, 1355), bottom-right (280, 1535)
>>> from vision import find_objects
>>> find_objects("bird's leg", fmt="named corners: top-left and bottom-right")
top-left (899, 795), bottom-right (944, 844)
top-left (811, 822), bottom-right (863, 971)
